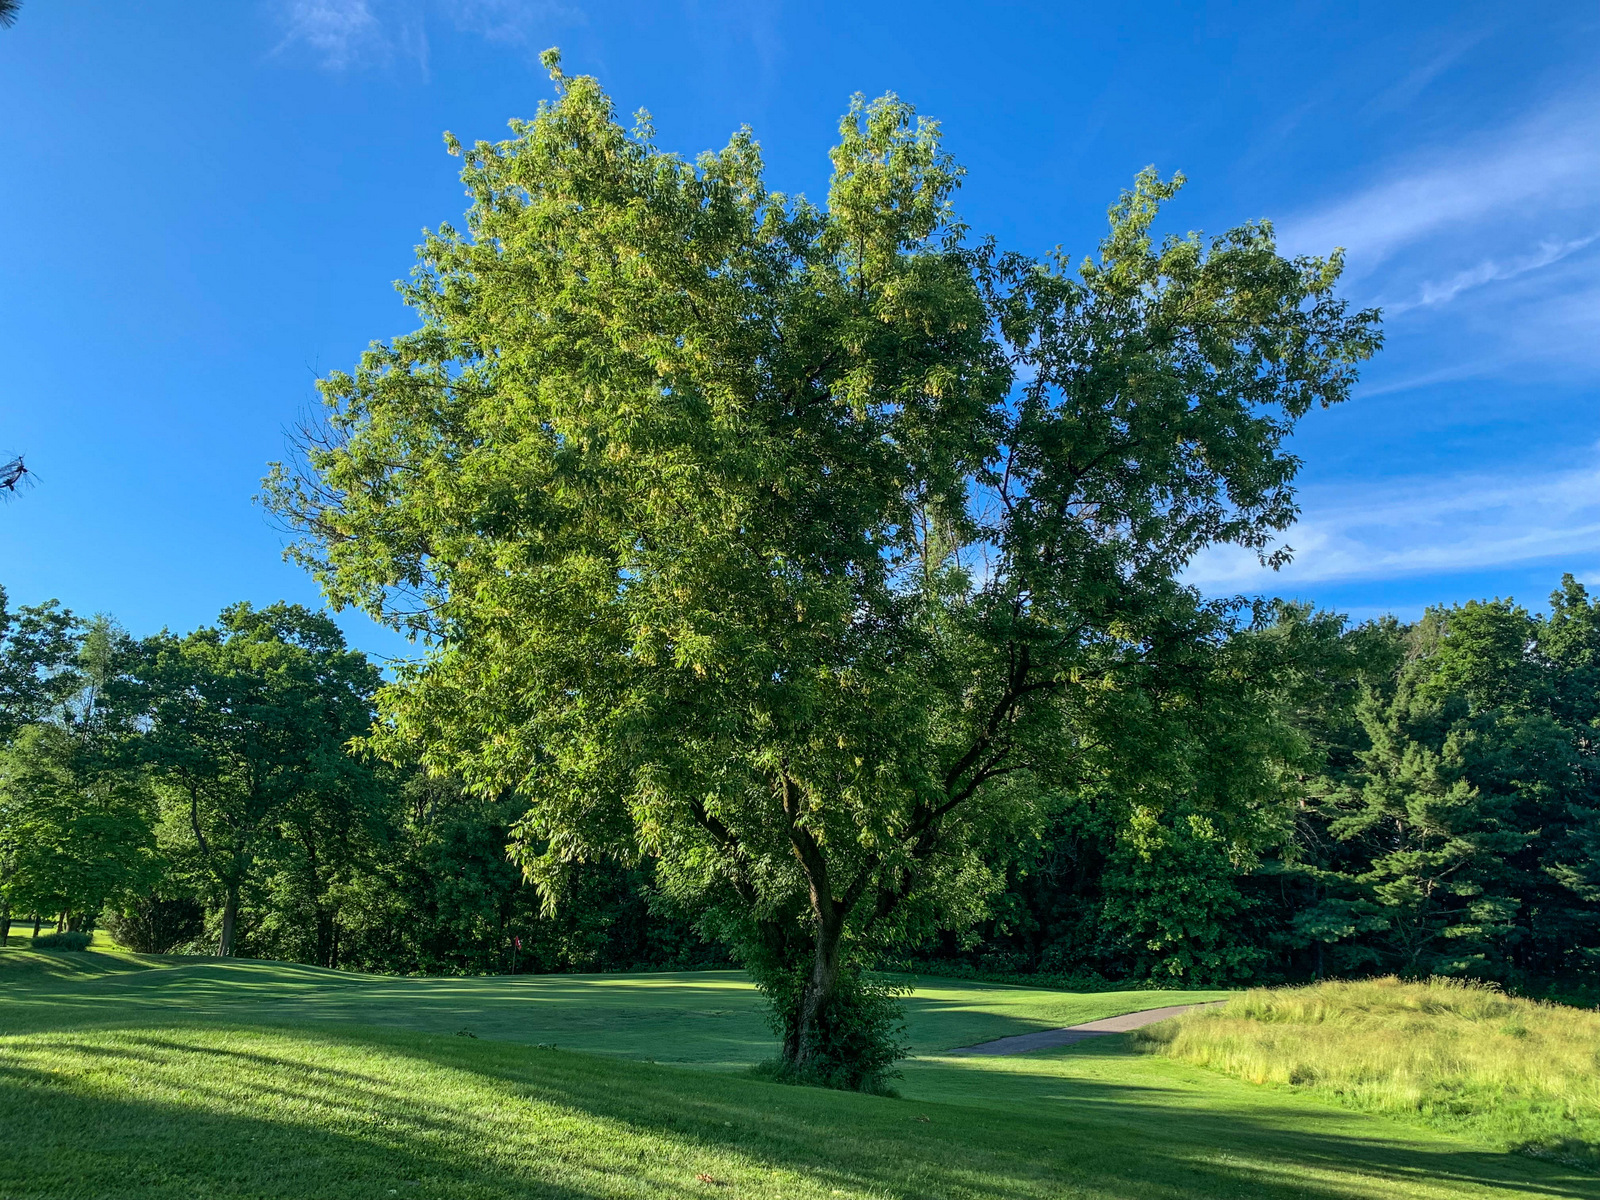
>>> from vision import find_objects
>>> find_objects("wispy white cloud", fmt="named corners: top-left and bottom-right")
top-left (1359, 27), bottom-right (1492, 119)
top-left (1283, 94), bottom-right (1600, 269)
top-left (276, 0), bottom-right (389, 69)
top-left (448, 0), bottom-right (581, 46)
top-left (1387, 234), bottom-right (1597, 313)
top-left (272, 0), bottom-right (574, 70)
top-left (1187, 451), bottom-right (1600, 590)
top-left (1279, 86), bottom-right (1600, 383)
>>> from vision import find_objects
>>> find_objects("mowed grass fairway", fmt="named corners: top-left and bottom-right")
top-left (0, 950), bottom-right (1220, 1066)
top-left (2, 951), bottom-right (1596, 1200)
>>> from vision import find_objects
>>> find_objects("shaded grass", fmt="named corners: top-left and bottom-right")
top-left (5, 1021), bottom-right (1598, 1200)
top-left (0, 947), bottom-right (173, 981)
top-left (3, 952), bottom-right (1594, 1198)
top-left (0, 949), bottom-right (1231, 1064)
top-left (1134, 977), bottom-right (1600, 1165)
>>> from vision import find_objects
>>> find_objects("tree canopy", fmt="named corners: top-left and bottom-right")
top-left (265, 53), bottom-right (1381, 1084)
top-left (123, 603), bottom-right (384, 957)
top-left (0, 585), bottom-right (81, 741)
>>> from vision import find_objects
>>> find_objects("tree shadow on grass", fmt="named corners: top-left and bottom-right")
top-left (392, 1027), bottom-right (1600, 1200)
top-left (0, 1056), bottom-right (602, 1200)
top-left (5, 1023), bottom-right (1593, 1200)
top-left (0, 975), bottom-right (1171, 1085)
top-left (5, 960), bottom-right (1202, 1064)
top-left (0, 964), bottom-right (781, 1063)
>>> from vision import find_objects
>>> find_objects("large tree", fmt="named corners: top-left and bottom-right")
top-left (266, 55), bottom-right (1379, 1084)
top-left (126, 603), bottom-right (383, 957)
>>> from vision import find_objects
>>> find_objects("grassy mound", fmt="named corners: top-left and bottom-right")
top-left (1133, 977), bottom-right (1600, 1163)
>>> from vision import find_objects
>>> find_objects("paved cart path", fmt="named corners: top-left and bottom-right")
top-left (945, 1001), bottom-right (1227, 1056)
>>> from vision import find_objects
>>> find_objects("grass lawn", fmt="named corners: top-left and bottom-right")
top-left (2, 949), bottom-right (1595, 1200)
top-left (0, 950), bottom-right (1228, 1066)
top-left (0, 927), bottom-right (122, 951)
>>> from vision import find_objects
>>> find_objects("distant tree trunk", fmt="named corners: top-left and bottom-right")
top-left (31, 913), bottom-right (41, 937)
top-left (0, 901), bottom-right (10, 943)
top-left (56, 911), bottom-right (67, 933)
top-left (218, 887), bottom-right (239, 957)
top-left (315, 908), bottom-right (337, 968)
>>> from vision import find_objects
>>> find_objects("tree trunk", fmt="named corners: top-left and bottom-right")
top-left (0, 901), bottom-right (10, 944)
top-left (218, 887), bottom-right (239, 957)
top-left (31, 913), bottom-right (41, 937)
top-left (779, 766), bottom-right (852, 1070)
top-left (315, 908), bottom-right (337, 968)
top-left (793, 902), bottom-right (845, 1069)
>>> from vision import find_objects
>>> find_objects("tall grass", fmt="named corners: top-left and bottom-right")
top-left (1133, 977), bottom-right (1600, 1164)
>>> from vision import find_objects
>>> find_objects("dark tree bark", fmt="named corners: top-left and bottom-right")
top-left (218, 885), bottom-right (239, 957)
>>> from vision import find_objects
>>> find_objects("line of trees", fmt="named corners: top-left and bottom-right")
top-left (7, 579), bottom-right (1598, 1003)
top-left (0, 589), bottom-right (719, 972)
top-left (931, 587), bottom-right (1600, 997)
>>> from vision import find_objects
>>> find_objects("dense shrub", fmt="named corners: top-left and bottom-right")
top-left (754, 967), bottom-right (908, 1094)
top-left (33, 930), bottom-right (92, 950)
top-left (105, 895), bottom-right (205, 954)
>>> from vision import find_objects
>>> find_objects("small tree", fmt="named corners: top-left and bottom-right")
top-left (266, 56), bottom-right (1379, 1085)
top-left (0, 586), bottom-right (82, 938)
top-left (0, 723), bottom-right (156, 932)
top-left (0, 586), bottom-right (81, 742)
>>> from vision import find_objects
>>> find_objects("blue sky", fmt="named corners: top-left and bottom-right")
top-left (2, 1), bottom-right (1597, 660)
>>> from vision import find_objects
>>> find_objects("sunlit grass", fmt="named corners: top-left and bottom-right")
top-left (6, 1021), bottom-right (1594, 1199)
top-left (3, 953), bottom-right (1595, 1198)
top-left (1134, 976), bottom-right (1600, 1164)
top-left (1, 925), bottom-right (124, 951)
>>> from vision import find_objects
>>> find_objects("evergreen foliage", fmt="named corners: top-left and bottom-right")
top-left (1260, 579), bottom-right (1600, 984)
